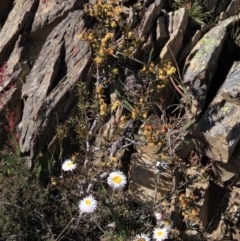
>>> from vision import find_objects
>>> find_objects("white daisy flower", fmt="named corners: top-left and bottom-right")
top-left (62, 159), bottom-right (77, 171)
top-left (107, 171), bottom-right (127, 190)
top-left (153, 227), bottom-right (169, 241)
top-left (134, 233), bottom-right (150, 241)
top-left (79, 195), bottom-right (97, 213)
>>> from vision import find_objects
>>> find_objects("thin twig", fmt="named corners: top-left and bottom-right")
top-left (56, 218), bottom-right (75, 241)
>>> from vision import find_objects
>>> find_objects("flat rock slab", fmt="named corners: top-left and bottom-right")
top-left (192, 60), bottom-right (240, 162)
top-left (160, 7), bottom-right (188, 62)
top-left (129, 115), bottom-right (172, 204)
top-left (129, 145), bottom-right (172, 204)
top-left (183, 25), bottom-right (227, 112)
top-left (137, 0), bottom-right (164, 38)
top-left (183, 15), bottom-right (240, 112)
top-left (179, 30), bottom-right (201, 63)
top-left (155, 16), bottom-right (169, 52)
top-left (213, 139), bottom-right (240, 182)
top-left (31, 0), bottom-right (88, 35)
top-left (221, 61), bottom-right (240, 104)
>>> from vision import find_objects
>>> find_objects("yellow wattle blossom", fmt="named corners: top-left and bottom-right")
top-left (158, 74), bottom-right (166, 81)
top-left (114, 6), bottom-right (123, 15)
top-left (98, 47), bottom-right (106, 56)
top-left (107, 11), bottom-right (113, 17)
top-left (111, 21), bottom-right (117, 28)
top-left (78, 33), bottom-right (83, 40)
top-left (111, 100), bottom-right (121, 111)
top-left (166, 66), bottom-right (176, 75)
top-left (94, 56), bottom-right (104, 65)
top-left (106, 47), bottom-right (115, 55)
top-left (96, 85), bottom-right (105, 94)
top-left (110, 156), bottom-right (118, 162)
top-left (120, 115), bottom-right (127, 122)
top-left (100, 103), bottom-right (107, 111)
top-left (100, 110), bottom-right (106, 116)
top-left (143, 113), bottom-right (148, 119)
top-left (112, 68), bottom-right (118, 74)
top-left (131, 108), bottom-right (139, 119)
top-left (127, 31), bottom-right (134, 39)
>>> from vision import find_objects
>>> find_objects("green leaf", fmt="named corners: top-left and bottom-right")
top-left (5, 156), bottom-right (13, 166)
top-left (184, 120), bottom-right (193, 130)
top-left (122, 99), bottom-right (134, 112)
top-left (115, 88), bottom-right (122, 98)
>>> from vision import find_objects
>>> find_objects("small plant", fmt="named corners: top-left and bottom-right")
top-left (171, 0), bottom-right (211, 24)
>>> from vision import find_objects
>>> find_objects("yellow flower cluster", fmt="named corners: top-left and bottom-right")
top-left (87, 0), bottom-right (124, 24)
top-left (96, 85), bottom-right (108, 116)
top-left (79, 31), bottom-right (116, 65)
top-left (111, 100), bottom-right (121, 111)
top-left (99, 98), bottom-right (107, 116)
top-left (139, 61), bottom-right (176, 81)
top-left (141, 123), bottom-right (172, 150)
top-left (179, 193), bottom-right (201, 226)
top-left (131, 108), bottom-right (139, 119)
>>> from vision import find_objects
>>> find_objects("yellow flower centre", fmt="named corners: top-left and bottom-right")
top-left (113, 175), bottom-right (122, 184)
top-left (157, 230), bottom-right (164, 237)
top-left (84, 199), bottom-right (92, 206)
top-left (137, 239), bottom-right (145, 241)
top-left (67, 161), bottom-right (73, 167)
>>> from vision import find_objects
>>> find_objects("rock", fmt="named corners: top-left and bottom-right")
top-left (131, 0), bottom-right (164, 60)
top-left (183, 15), bottom-right (240, 112)
top-left (31, 0), bottom-right (88, 35)
top-left (206, 0), bottom-right (231, 15)
top-left (179, 30), bottom-right (201, 63)
top-left (206, 0), bottom-right (220, 13)
top-left (126, 7), bottom-right (139, 28)
top-left (225, 0), bottom-right (240, 17)
top-left (0, 36), bottom-right (30, 92)
top-left (216, 0), bottom-right (232, 15)
top-left (20, 10), bottom-right (91, 162)
top-left (226, 188), bottom-right (240, 225)
top-left (160, 29), bottom-right (183, 63)
top-left (227, 204), bottom-right (240, 225)
top-left (160, 8), bottom-right (188, 62)
top-left (155, 16), bottom-right (169, 52)
top-left (183, 25), bottom-right (227, 112)
top-left (137, 0), bottom-right (164, 38)
top-left (210, 218), bottom-right (228, 240)
top-left (0, 0), bottom-right (38, 64)
top-left (183, 230), bottom-right (202, 241)
top-left (213, 142), bottom-right (240, 182)
top-left (129, 115), bottom-right (172, 204)
top-left (129, 147), bottom-right (172, 204)
top-left (219, 11), bottom-right (228, 21)
top-left (201, 24), bottom-right (211, 34)
top-left (0, 0), bottom-right (14, 26)
top-left (170, 7), bottom-right (188, 34)
top-left (221, 61), bottom-right (240, 104)
top-left (194, 98), bottom-right (240, 162)
top-left (232, 230), bottom-right (240, 241)
top-left (141, 29), bottom-right (154, 53)
top-left (192, 60), bottom-right (240, 162)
